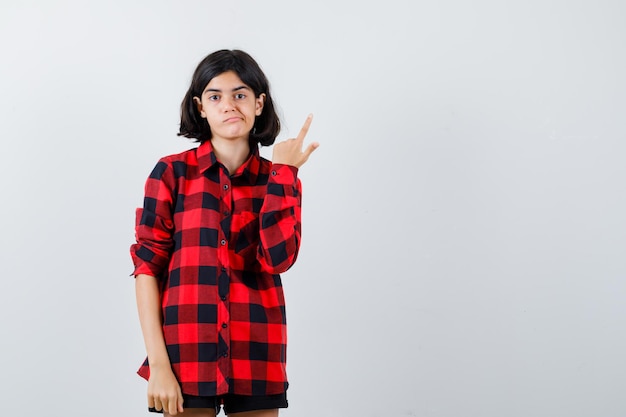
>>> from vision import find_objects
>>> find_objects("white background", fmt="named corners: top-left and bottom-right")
top-left (1, 1), bottom-right (625, 416)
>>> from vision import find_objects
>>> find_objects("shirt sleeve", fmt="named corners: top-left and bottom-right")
top-left (257, 163), bottom-right (303, 274)
top-left (130, 159), bottom-right (176, 278)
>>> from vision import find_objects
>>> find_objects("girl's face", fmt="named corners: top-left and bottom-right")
top-left (194, 70), bottom-right (265, 143)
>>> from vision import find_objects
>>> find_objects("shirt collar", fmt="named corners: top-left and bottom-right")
top-left (196, 140), bottom-right (261, 184)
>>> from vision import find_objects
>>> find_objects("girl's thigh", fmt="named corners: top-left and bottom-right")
top-left (164, 409), bottom-right (216, 417)
top-left (228, 410), bottom-right (279, 417)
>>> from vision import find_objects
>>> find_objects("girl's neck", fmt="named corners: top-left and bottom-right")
top-left (210, 137), bottom-right (251, 175)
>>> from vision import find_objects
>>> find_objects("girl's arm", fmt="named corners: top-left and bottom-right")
top-left (135, 274), bottom-right (184, 415)
top-left (258, 114), bottom-right (318, 273)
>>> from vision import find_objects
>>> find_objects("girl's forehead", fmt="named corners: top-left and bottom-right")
top-left (205, 70), bottom-right (247, 89)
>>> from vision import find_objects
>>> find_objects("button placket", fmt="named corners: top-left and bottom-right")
top-left (216, 173), bottom-right (233, 376)
top-left (218, 177), bottom-right (233, 247)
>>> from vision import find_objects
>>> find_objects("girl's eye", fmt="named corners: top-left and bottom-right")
top-left (235, 93), bottom-right (246, 99)
top-left (209, 95), bottom-right (219, 101)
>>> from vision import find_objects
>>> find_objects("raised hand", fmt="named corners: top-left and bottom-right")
top-left (272, 114), bottom-right (319, 168)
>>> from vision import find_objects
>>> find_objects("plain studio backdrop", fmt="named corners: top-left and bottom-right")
top-left (1, 1), bottom-right (624, 416)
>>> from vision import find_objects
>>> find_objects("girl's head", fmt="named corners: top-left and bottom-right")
top-left (178, 49), bottom-right (280, 146)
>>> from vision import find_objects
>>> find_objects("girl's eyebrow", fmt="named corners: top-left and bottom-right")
top-left (204, 85), bottom-right (250, 93)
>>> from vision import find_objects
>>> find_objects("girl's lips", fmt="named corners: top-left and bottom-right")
top-left (223, 117), bottom-right (242, 123)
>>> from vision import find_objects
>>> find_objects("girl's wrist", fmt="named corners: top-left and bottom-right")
top-left (148, 361), bottom-right (173, 372)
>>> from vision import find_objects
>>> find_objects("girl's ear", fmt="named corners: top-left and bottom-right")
top-left (255, 93), bottom-right (266, 116)
top-left (193, 96), bottom-right (206, 118)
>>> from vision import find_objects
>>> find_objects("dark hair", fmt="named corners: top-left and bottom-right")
top-left (178, 49), bottom-right (280, 146)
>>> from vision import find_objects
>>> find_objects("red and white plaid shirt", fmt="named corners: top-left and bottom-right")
top-left (130, 140), bottom-right (302, 396)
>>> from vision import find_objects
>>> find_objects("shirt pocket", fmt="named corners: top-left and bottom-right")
top-left (232, 211), bottom-right (260, 268)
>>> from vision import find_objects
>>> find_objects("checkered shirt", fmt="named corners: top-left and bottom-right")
top-left (130, 140), bottom-right (302, 396)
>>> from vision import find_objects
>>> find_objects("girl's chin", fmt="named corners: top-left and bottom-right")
top-left (212, 132), bottom-right (250, 142)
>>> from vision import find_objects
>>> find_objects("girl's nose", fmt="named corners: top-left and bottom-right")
top-left (222, 97), bottom-right (236, 111)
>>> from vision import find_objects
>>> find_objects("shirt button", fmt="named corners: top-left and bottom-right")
top-left (220, 239), bottom-right (226, 246)
top-left (221, 295), bottom-right (227, 301)
top-left (222, 323), bottom-right (228, 329)
top-left (223, 184), bottom-right (229, 190)
top-left (223, 210), bottom-right (230, 216)
top-left (271, 170), bottom-right (277, 176)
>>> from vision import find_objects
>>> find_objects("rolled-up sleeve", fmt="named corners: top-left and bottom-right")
top-left (130, 160), bottom-right (175, 278)
top-left (257, 163), bottom-right (302, 274)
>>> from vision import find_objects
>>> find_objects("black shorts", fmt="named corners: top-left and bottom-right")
top-left (148, 392), bottom-right (288, 415)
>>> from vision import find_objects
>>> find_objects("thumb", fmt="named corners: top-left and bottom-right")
top-left (303, 142), bottom-right (320, 159)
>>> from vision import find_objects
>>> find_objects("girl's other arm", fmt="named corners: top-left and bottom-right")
top-left (135, 274), bottom-right (184, 415)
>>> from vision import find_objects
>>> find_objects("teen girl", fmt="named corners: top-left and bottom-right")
top-left (131, 49), bottom-right (318, 416)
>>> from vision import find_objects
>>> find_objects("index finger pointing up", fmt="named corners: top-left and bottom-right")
top-left (296, 113), bottom-right (314, 142)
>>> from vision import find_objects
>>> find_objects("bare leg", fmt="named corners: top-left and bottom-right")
top-left (228, 410), bottom-right (279, 417)
top-left (164, 408), bottom-right (217, 417)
